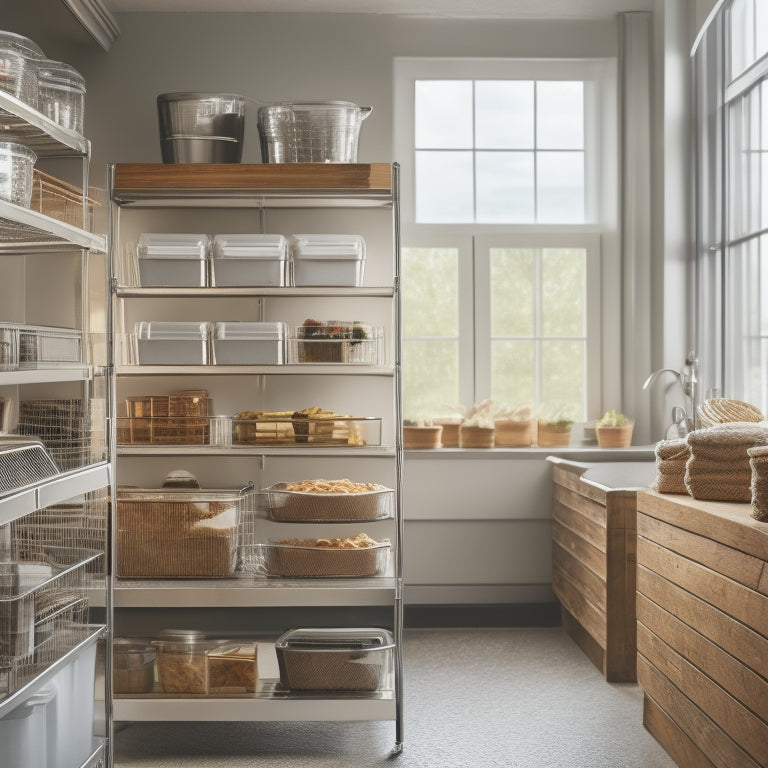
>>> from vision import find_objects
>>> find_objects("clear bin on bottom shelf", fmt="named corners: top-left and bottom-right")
top-left (275, 627), bottom-right (394, 691)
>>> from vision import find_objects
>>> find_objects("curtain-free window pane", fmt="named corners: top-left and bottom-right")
top-left (541, 248), bottom-right (586, 336)
top-left (476, 151), bottom-right (535, 222)
top-left (490, 248), bottom-right (535, 336)
top-left (541, 340), bottom-right (585, 420)
top-left (415, 80), bottom-right (473, 149)
top-left (757, 0), bottom-right (768, 60)
top-left (537, 81), bottom-right (584, 149)
top-left (537, 151), bottom-right (585, 223)
top-left (728, 0), bottom-right (754, 79)
top-left (416, 150), bottom-right (474, 223)
top-left (402, 247), bottom-right (459, 337)
top-left (491, 340), bottom-right (535, 405)
top-left (475, 81), bottom-right (534, 149)
top-left (402, 340), bottom-right (459, 420)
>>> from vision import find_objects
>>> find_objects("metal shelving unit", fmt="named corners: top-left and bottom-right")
top-left (109, 162), bottom-right (403, 752)
top-left (0, 92), bottom-right (112, 767)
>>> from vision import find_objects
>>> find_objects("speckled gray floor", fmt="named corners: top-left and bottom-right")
top-left (114, 628), bottom-right (676, 768)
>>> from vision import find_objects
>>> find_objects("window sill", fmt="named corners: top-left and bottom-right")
top-left (404, 445), bottom-right (656, 461)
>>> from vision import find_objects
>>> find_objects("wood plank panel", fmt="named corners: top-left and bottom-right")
top-left (604, 521), bottom-right (636, 682)
top-left (643, 694), bottom-right (717, 768)
top-left (639, 512), bottom-right (764, 589)
top-left (551, 464), bottom-right (590, 495)
top-left (552, 498), bottom-right (607, 553)
top-left (638, 491), bottom-right (768, 562)
top-left (637, 565), bottom-right (768, 682)
top-left (561, 607), bottom-right (606, 675)
top-left (637, 536), bottom-right (768, 638)
top-left (553, 484), bottom-right (609, 530)
top-left (638, 624), bottom-right (768, 766)
top-left (637, 655), bottom-right (761, 768)
top-left (552, 568), bottom-right (607, 647)
top-left (551, 519), bottom-right (606, 579)
top-left (113, 163), bottom-right (392, 192)
top-left (759, 564), bottom-right (768, 597)
top-left (637, 592), bottom-right (768, 723)
top-left (552, 541), bottom-right (606, 611)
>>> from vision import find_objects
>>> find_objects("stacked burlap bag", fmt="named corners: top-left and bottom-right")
top-left (747, 445), bottom-right (768, 521)
top-left (685, 422), bottom-right (768, 502)
top-left (651, 437), bottom-right (689, 494)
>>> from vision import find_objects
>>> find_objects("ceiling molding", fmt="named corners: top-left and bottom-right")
top-left (61, 0), bottom-right (120, 50)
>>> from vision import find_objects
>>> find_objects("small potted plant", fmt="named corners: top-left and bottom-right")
top-left (595, 409), bottom-right (634, 448)
top-left (537, 404), bottom-right (576, 447)
top-left (494, 402), bottom-right (535, 447)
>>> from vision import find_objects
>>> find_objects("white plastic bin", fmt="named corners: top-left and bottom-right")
top-left (137, 233), bottom-right (209, 287)
top-left (0, 686), bottom-right (55, 768)
top-left (46, 641), bottom-right (96, 768)
top-left (211, 234), bottom-right (287, 287)
top-left (289, 234), bottom-right (366, 286)
top-left (212, 322), bottom-right (286, 365)
top-left (135, 321), bottom-right (211, 365)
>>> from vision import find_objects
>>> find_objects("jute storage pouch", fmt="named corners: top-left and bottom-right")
top-left (685, 422), bottom-right (768, 502)
top-left (652, 437), bottom-right (688, 494)
top-left (748, 445), bottom-right (768, 521)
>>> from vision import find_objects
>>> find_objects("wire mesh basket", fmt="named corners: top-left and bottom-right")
top-left (0, 555), bottom-right (97, 698)
top-left (18, 325), bottom-right (83, 368)
top-left (0, 438), bottom-right (60, 497)
top-left (15, 399), bottom-right (95, 471)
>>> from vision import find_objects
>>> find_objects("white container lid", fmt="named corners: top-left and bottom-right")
top-left (214, 322), bottom-right (286, 340)
top-left (289, 234), bottom-right (365, 260)
top-left (138, 233), bottom-right (209, 260)
top-left (213, 234), bottom-right (287, 260)
top-left (136, 321), bottom-right (211, 340)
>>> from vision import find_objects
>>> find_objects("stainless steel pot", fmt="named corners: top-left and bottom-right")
top-left (160, 136), bottom-right (242, 163)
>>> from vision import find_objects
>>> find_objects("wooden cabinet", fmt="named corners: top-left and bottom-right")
top-left (550, 458), bottom-right (653, 682)
top-left (636, 491), bottom-right (768, 768)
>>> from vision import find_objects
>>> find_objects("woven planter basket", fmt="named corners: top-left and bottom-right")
top-left (494, 419), bottom-right (535, 447)
top-left (748, 445), bottom-right (768, 522)
top-left (537, 422), bottom-right (572, 448)
top-left (596, 422), bottom-right (634, 448)
top-left (433, 418), bottom-right (462, 447)
top-left (459, 425), bottom-right (495, 449)
top-left (403, 425), bottom-right (442, 449)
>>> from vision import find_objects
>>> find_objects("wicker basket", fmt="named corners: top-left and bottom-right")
top-left (494, 419), bottom-right (535, 447)
top-left (403, 425), bottom-right (442, 449)
top-left (748, 445), bottom-right (768, 521)
top-left (537, 422), bottom-right (572, 448)
top-left (652, 438), bottom-right (689, 494)
top-left (260, 540), bottom-right (390, 578)
top-left (697, 398), bottom-right (764, 427)
top-left (265, 483), bottom-right (393, 522)
top-left (596, 422), bottom-right (634, 448)
top-left (459, 425), bottom-right (494, 448)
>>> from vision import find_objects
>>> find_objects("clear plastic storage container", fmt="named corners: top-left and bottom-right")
top-left (275, 628), bottom-right (394, 691)
top-left (289, 234), bottom-right (366, 286)
top-left (207, 642), bottom-right (258, 694)
top-left (212, 321), bottom-right (286, 365)
top-left (0, 31), bottom-right (45, 109)
top-left (137, 233), bottom-right (209, 287)
top-left (0, 142), bottom-right (36, 207)
top-left (113, 639), bottom-right (156, 694)
top-left (36, 59), bottom-right (85, 135)
top-left (152, 629), bottom-right (217, 694)
top-left (288, 321), bottom-right (382, 364)
top-left (135, 321), bottom-right (211, 365)
top-left (211, 234), bottom-right (287, 287)
top-left (116, 482), bottom-right (252, 578)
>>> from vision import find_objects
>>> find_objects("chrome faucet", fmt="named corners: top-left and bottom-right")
top-left (643, 353), bottom-right (700, 437)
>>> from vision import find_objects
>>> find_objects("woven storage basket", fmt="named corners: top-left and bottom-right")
top-left (261, 540), bottom-right (389, 577)
top-left (697, 398), bottom-right (764, 427)
top-left (433, 418), bottom-right (461, 447)
top-left (459, 425), bottom-right (494, 448)
top-left (748, 445), bottom-right (768, 522)
top-left (494, 419), bottom-right (535, 447)
top-left (596, 422), bottom-right (634, 448)
top-left (652, 438), bottom-right (689, 494)
top-left (266, 482), bottom-right (393, 522)
top-left (403, 425), bottom-right (442, 449)
top-left (684, 423), bottom-right (768, 501)
top-left (537, 422), bottom-right (572, 448)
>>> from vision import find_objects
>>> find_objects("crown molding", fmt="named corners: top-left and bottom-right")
top-left (61, 0), bottom-right (120, 50)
